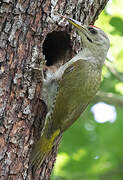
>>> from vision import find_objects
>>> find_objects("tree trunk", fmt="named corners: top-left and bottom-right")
top-left (0, 0), bottom-right (109, 179)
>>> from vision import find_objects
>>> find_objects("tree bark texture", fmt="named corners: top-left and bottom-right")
top-left (0, 0), bottom-right (109, 179)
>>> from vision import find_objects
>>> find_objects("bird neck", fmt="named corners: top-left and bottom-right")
top-left (78, 47), bottom-right (106, 68)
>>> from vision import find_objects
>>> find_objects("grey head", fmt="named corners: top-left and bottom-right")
top-left (63, 16), bottom-right (110, 63)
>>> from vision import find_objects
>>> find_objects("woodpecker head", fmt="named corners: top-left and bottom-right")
top-left (62, 16), bottom-right (110, 59)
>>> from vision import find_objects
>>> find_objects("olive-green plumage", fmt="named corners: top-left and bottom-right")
top-left (29, 15), bottom-right (110, 173)
top-left (50, 59), bottom-right (101, 132)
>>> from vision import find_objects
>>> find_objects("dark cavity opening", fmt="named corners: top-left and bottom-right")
top-left (43, 31), bottom-right (72, 67)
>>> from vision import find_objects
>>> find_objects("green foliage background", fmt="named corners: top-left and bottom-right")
top-left (51, 1), bottom-right (123, 179)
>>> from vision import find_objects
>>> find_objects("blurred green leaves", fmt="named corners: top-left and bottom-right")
top-left (109, 17), bottom-right (123, 35)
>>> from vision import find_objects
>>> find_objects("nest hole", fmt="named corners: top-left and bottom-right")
top-left (43, 31), bottom-right (72, 67)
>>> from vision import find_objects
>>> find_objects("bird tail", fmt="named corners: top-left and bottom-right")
top-left (29, 129), bottom-right (60, 175)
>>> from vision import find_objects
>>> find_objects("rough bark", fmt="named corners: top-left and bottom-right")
top-left (0, 0), bottom-right (109, 179)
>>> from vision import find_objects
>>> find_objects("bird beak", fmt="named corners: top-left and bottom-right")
top-left (62, 15), bottom-right (86, 31)
top-left (58, 14), bottom-right (92, 43)
top-left (60, 15), bottom-right (93, 43)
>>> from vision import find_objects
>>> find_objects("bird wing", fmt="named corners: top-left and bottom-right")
top-left (49, 59), bottom-right (91, 133)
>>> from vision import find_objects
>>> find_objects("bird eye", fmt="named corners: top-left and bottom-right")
top-left (88, 27), bottom-right (97, 34)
